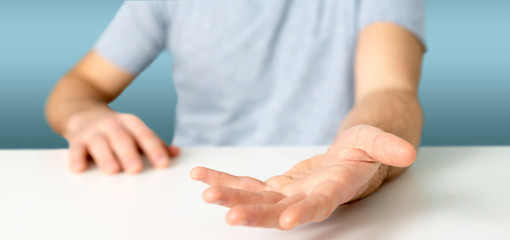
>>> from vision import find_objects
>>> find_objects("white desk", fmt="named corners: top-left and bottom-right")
top-left (1, 147), bottom-right (509, 240)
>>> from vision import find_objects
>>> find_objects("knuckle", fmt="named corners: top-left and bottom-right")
top-left (88, 133), bottom-right (104, 143)
top-left (68, 137), bottom-right (84, 147)
top-left (120, 113), bottom-right (139, 122)
top-left (74, 125), bottom-right (103, 142)
top-left (99, 117), bottom-right (123, 132)
top-left (67, 127), bottom-right (92, 142)
top-left (121, 113), bottom-right (148, 129)
top-left (108, 127), bottom-right (130, 141)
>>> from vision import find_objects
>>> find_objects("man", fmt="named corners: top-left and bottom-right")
top-left (46, 0), bottom-right (425, 230)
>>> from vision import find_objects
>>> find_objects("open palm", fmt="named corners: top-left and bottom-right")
top-left (190, 125), bottom-right (416, 230)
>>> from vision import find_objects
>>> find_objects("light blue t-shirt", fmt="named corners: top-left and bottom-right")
top-left (95, 0), bottom-right (425, 146)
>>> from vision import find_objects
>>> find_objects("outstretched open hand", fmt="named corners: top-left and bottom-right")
top-left (190, 125), bottom-right (416, 230)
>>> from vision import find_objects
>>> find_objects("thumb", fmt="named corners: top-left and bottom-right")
top-left (336, 125), bottom-right (416, 167)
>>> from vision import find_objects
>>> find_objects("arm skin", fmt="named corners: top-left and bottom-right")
top-left (46, 51), bottom-right (135, 136)
top-left (46, 51), bottom-right (179, 174)
top-left (340, 22), bottom-right (425, 201)
top-left (190, 22), bottom-right (425, 230)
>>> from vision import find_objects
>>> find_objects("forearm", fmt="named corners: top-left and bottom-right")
top-left (338, 89), bottom-right (423, 201)
top-left (340, 89), bottom-right (423, 148)
top-left (45, 72), bottom-right (112, 137)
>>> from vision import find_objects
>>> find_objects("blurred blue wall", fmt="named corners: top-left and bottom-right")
top-left (0, 1), bottom-right (509, 148)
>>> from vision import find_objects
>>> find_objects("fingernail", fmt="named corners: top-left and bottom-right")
top-left (287, 221), bottom-right (299, 230)
top-left (169, 146), bottom-right (180, 156)
top-left (72, 162), bottom-right (83, 171)
top-left (190, 169), bottom-right (201, 180)
top-left (106, 162), bottom-right (118, 172)
top-left (213, 199), bottom-right (225, 205)
top-left (238, 220), bottom-right (249, 226)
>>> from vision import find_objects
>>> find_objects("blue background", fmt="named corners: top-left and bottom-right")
top-left (1, 1), bottom-right (509, 149)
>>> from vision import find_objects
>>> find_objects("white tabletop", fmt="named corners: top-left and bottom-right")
top-left (1, 147), bottom-right (509, 240)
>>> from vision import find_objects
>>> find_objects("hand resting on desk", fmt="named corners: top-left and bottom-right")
top-left (63, 109), bottom-right (180, 174)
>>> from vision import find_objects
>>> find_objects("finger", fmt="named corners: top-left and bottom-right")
top-left (69, 141), bottom-right (87, 172)
top-left (279, 179), bottom-right (351, 230)
top-left (101, 123), bottom-right (143, 173)
top-left (225, 194), bottom-right (306, 229)
top-left (120, 115), bottom-right (170, 168)
top-left (202, 186), bottom-right (286, 207)
top-left (265, 175), bottom-right (295, 191)
top-left (190, 167), bottom-right (266, 191)
top-left (87, 135), bottom-right (121, 174)
top-left (167, 145), bottom-right (180, 158)
top-left (340, 125), bottom-right (416, 167)
top-left (279, 193), bottom-right (336, 230)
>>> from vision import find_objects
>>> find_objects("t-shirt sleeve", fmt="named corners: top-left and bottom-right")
top-left (359, 0), bottom-right (425, 47)
top-left (93, 1), bottom-right (167, 75)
